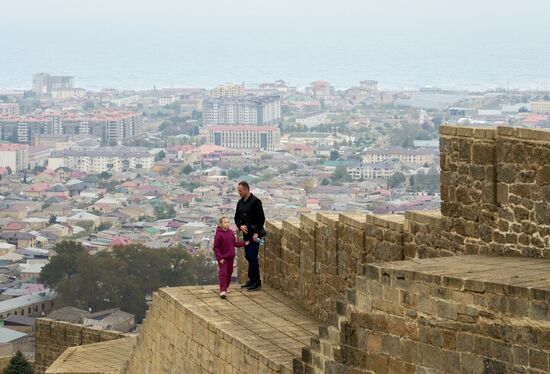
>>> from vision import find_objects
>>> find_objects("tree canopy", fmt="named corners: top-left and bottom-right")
top-left (3, 351), bottom-right (33, 374)
top-left (39, 241), bottom-right (217, 321)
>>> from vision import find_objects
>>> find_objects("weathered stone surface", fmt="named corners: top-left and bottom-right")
top-left (46, 337), bottom-right (135, 374)
top-left (124, 286), bottom-right (322, 374)
top-left (35, 319), bottom-right (127, 374)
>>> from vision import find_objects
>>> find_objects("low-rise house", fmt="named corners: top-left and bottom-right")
top-left (22, 217), bottom-right (48, 230)
top-left (86, 197), bottom-right (122, 213)
top-left (18, 262), bottom-right (46, 282)
top-left (0, 327), bottom-right (29, 355)
top-left (82, 309), bottom-right (136, 333)
top-left (0, 206), bottom-right (28, 220)
top-left (3, 315), bottom-right (35, 334)
top-left (0, 232), bottom-right (36, 248)
top-left (42, 203), bottom-right (73, 218)
top-left (0, 243), bottom-right (16, 255)
top-left (2, 221), bottom-right (31, 232)
top-left (47, 306), bottom-right (89, 324)
top-left (22, 183), bottom-right (52, 198)
top-left (0, 290), bottom-right (57, 319)
top-left (45, 184), bottom-right (69, 199)
top-left (41, 223), bottom-right (73, 239)
top-left (67, 212), bottom-right (101, 229)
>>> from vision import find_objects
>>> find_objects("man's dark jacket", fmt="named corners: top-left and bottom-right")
top-left (234, 194), bottom-right (266, 235)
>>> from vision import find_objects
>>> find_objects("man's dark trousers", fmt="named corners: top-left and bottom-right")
top-left (244, 233), bottom-right (261, 286)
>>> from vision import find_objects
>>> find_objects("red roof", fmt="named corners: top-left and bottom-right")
top-left (4, 221), bottom-right (29, 231)
top-left (198, 145), bottom-right (225, 155)
top-left (111, 237), bottom-right (132, 246)
top-left (24, 183), bottom-right (52, 193)
top-left (0, 144), bottom-right (27, 151)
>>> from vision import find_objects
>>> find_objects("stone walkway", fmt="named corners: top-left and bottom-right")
top-left (370, 255), bottom-right (550, 292)
top-left (164, 286), bottom-right (322, 371)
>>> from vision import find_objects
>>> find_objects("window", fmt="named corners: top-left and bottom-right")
top-left (41, 303), bottom-right (45, 310)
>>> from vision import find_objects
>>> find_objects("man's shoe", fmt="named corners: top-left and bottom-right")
top-left (220, 291), bottom-right (227, 299)
top-left (247, 284), bottom-right (261, 291)
top-left (241, 281), bottom-right (252, 288)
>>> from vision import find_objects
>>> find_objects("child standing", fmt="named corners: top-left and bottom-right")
top-left (213, 217), bottom-right (248, 299)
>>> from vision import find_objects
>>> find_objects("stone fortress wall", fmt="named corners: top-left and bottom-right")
top-left (239, 125), bottom-right (550, 373)
top-left (42, 125), bottom-right (550, 373)
top-left (34, 318), bottom-right (126, 373)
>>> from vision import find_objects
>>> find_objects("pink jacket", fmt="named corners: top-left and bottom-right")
top-left (213, 227), bottom-right (246, 261)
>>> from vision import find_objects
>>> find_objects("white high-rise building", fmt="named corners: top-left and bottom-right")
top-left (0, 144), bottom-right (29, 172)
top-left (203, 95), bottom-right (281, 125)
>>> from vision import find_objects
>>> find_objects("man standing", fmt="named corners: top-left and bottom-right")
top-left (234, 181), bottom-right (265, 291)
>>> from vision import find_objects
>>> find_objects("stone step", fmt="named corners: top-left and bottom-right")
top-left (125, 286), bottom-right (323, 374)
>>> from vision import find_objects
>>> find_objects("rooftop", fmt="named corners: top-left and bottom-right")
top-left (0, 326), bottom-right (27, 343)
top-left (0, 144), bottom-right (28, 151)
top-left (0, 291), bottom-right (56, 314)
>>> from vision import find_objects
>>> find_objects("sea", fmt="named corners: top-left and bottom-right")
top-left (1, 18), bottom-right (550, 92)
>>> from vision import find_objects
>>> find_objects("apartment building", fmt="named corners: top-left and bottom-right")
top-left (208, 125), bottom-right (280, 151)
top-left (210, 84), bottom-right (246, 98)
top-left (0, 103), bottom-right (19, 118)
top-left (32, 73), bottom-right (74, 95)
top-left (203, 95), bottom-right (281, 125)
top-left (0, 112), bottom-right (142, 144)
top-left (49, 147), bottom-right (154, 173)
top-left (362, 147), bottom-right (437, 165)
top-left (530, 101), bottom-right (550, 114)
top-left (347, 159), bottom-right (400, 180)
top-left (0, 143), bottom-right (29, 172)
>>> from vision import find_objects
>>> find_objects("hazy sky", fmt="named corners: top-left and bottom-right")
top-left (3, 0), bottom-right (548, 34)
top-left (1, 1), bottom-right (550, 90)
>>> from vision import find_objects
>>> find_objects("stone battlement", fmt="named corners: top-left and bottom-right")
top-left (42, 125), bottom-right (550, 373)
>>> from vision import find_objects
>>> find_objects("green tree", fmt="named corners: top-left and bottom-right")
top-left (159, 120), bottom-right (173, 131)
top-left (39, 241), bottom-right (217, 321)
top-left (154, 150), bottom-right (166, 161)
top-left (192, 253), bottom-right (218, 286)
top-left (182, 164), bottom-right (193, 174)
top-left (388, 172), bottom-right (406, 188)
top-left (227, 169), bottom-right (241, 179)
top-left (320, 178), bottom-right (330, 185)
top-left (331, 164), bottom-right (350, 182)
top-left (48, 215), bottom-right (57, 225)
top-left (3, 351), bottom-right (33, 374)
top-left (154, 201), bottom-right (176, 220)
top-left (39, 241), bottom-right (87, 287)
top-left (98, 171), bottom-right (112, 179)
